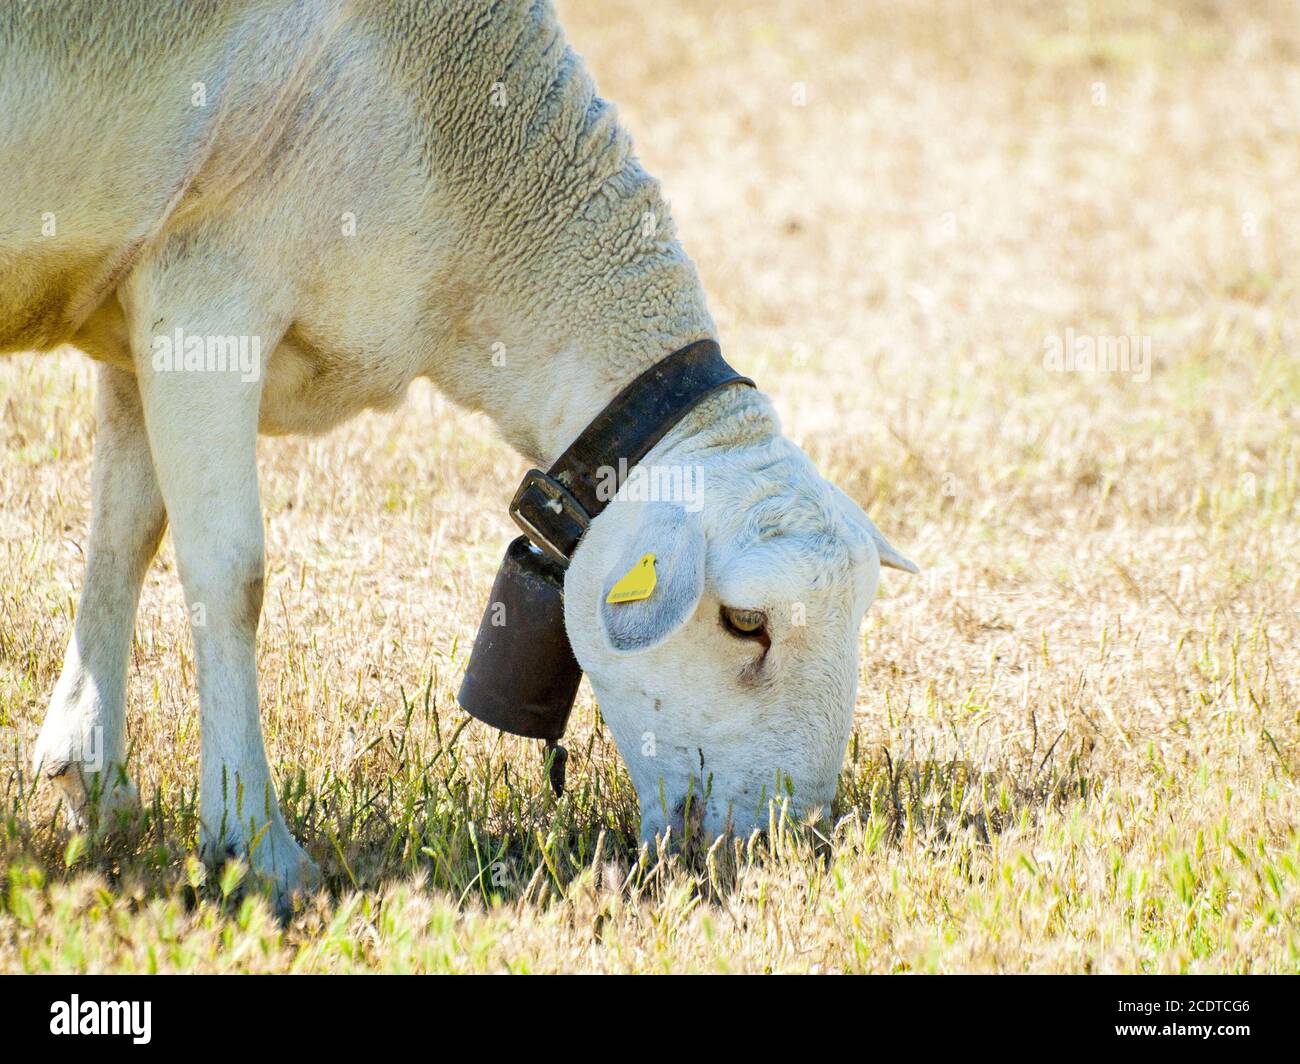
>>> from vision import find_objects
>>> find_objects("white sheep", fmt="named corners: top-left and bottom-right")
top-left (0, 0), bottom-right (914, 906)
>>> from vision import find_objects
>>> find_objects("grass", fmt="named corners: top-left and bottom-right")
top-left (1, 0), bottom-right (1298, 972)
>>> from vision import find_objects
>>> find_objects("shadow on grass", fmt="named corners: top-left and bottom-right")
top-left (1, 690), bottom-right (1097, 918)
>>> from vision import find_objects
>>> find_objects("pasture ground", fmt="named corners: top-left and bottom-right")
top-left (1, 0), bottom-right (1297, 972)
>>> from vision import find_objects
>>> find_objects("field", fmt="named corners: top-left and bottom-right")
top-left (1, 0), bottom-right (1298, 973)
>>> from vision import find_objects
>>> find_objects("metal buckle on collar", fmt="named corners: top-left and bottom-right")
top-left (509, 468), bottom-right (590, 567)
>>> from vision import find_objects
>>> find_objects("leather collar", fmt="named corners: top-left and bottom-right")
top-left (509, 339), bottom-right (754, 565)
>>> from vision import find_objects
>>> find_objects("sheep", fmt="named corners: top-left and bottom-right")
top-left (0, 0), bottom-right (914, 906)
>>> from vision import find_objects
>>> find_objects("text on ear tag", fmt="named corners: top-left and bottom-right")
top-left (606, 553), bottom-right (657, 604)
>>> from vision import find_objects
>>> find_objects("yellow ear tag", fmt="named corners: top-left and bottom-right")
top-left (606, 553), bottom-right (657, 604)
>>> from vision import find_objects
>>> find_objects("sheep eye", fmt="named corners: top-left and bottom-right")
top-left (721, 606), bottom-right (767, 638)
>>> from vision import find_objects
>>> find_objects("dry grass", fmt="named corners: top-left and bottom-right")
top-left (1, 0), bottom-right (1298, 972)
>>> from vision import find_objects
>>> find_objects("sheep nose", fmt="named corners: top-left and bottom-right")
top-left (639, 788), bottom-right (713, 847)
top-left (674, 793), bottom-right (708, 840)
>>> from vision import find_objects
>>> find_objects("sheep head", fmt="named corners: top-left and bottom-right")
top-left (562, 390), bottom-right (916, 845)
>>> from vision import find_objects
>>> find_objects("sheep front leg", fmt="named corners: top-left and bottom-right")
top-left (33, 363), bottom-right (166, 829)
top-left (130, 291), bottom-right (317, 909)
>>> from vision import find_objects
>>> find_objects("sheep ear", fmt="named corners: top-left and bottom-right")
top-left (831, 485), bottom-right (919, 574)
top-left (863, 514), bottom-right (920, 573)
top-left (599, 502), bottom-right (706, 652)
